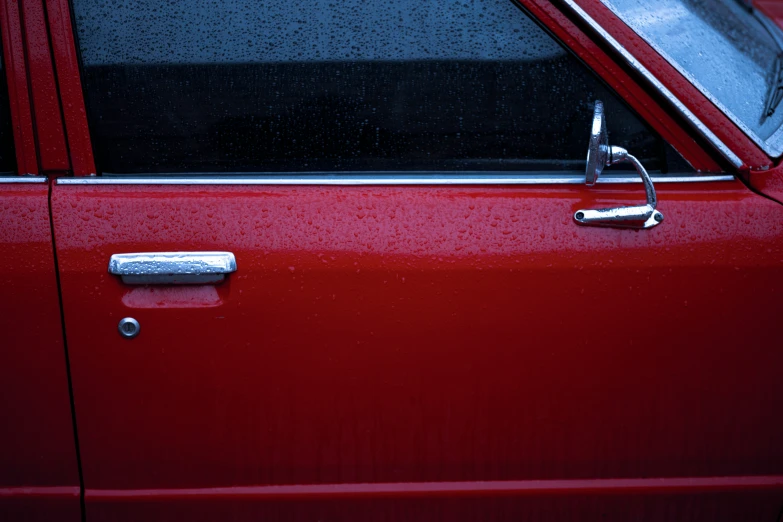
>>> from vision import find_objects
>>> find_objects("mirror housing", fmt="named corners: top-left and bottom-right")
top-left (585, 100), bottom-right (609, 186)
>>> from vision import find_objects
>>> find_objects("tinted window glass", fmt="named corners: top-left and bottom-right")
top-left (73, 0), bottom-right (668, 174)
top-left (604, 0), bottom-right (783, 155)
top-left (0, 49), bottom-right (17, 174)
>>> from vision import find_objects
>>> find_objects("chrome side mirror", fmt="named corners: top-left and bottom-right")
top-left (574, 100), bottom-right (664, 229)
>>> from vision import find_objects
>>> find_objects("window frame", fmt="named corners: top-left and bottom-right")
top-left (44, 0), bottom-right (752, 178)
top-left (68, 0), bottom-right (672, 177)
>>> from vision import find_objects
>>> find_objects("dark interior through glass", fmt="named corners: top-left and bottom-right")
top-left (71, 0), bottom-right (687, 174)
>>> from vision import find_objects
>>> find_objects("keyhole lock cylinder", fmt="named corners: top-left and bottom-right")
top-left (118, 317), bottom-right (140, 339)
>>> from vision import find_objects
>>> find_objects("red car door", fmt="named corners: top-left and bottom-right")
top-left (0, 7), bottom-right (80, 520)
top-left (51, 0), bottom-right (783, 521)
top-left (0, 179), bottom-right (80, 522)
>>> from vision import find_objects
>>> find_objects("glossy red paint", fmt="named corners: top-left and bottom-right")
top-left (519, 0), bottom-right (722, 173)
top-left (750, 165), bottom-right (783, 204)
top-left (0, 0), bottom-right (38, 174)
top-left (45, 0), bottom-right (96, 177)
top-left (52, 180), bottom-right (783, 520)
top-left (0, 182), bottom-right (80, 521)
top-left (756, 0), bottom-right (783, 29)
top-left (567, 0), bottom-right (773, 171)
top-left (20, 0), bottom-right (69, 172)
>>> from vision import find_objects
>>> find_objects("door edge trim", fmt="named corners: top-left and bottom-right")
top-left (55, 174), bottom-right (735, 186)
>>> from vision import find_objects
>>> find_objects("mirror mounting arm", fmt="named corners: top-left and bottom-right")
top-left (614, 147), bottom-right (657, 209)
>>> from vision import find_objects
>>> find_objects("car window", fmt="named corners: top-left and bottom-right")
top-left (602, 0), bottom-right (783, 156)
top-left (71, 0), bottom-right (675, 174)
top-left (0, 49), bottom-right (17, 174)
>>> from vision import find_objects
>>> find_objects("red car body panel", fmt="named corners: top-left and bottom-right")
top-left (44, 0), bottom-right (95, 177)
top-left (17, 0), bottom-right (69, 173)
top-left (757, 0), bottom-right (783, 30)
top-left (0, 0), bottom-right (38, 175)
top-left (52, 181), bottom-right (783, 520)
top-left (2, 0), bottom-right (783, 519)
top-left (751, 166), bottom-right (783, 203)
top-left (0, 182), bottom-right (80, 521)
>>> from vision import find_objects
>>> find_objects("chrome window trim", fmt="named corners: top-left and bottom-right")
top-left (559, 0), bottom-right (744, 169)
top-left (598, 0), bottom-right (783, 158)
top-left (0, 176), bottom-right (47, 183)
top-left (56, 173), bottom-right (734, 186)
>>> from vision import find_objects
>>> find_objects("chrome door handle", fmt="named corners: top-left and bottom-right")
top-left (574, 100), bottom-right (663, 230)
top-left (108, 252), bottom-right (237, 284)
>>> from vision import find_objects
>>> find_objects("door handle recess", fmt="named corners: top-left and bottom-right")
top-left (108, 252), bottom-right (237, 285)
